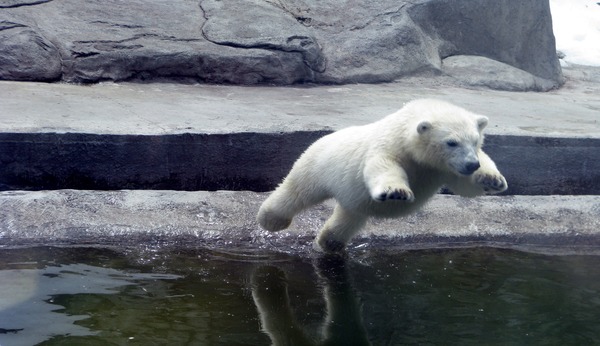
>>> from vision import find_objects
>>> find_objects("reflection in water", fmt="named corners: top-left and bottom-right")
top-left (0, 262), bottom-right (180, 346)
top-left (252, 256), bottom-right (370, 346)
top-left (1, 246), bottom-right (600, 345)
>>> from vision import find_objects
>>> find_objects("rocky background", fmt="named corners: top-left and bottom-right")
top-left (0, 0), bottom-right (563, 91)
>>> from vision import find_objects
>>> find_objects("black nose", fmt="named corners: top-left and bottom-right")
top-left (463, 161), bottom-right (480, 175)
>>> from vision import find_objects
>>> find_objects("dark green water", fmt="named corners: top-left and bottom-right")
top-left (1, 246), bottom-right (600, 346)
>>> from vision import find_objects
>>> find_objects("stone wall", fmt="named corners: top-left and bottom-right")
top-left (0, 0), bottom-right (563, 90)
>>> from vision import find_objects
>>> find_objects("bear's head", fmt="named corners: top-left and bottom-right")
top-left (406, 99), bottom-right (488, 176)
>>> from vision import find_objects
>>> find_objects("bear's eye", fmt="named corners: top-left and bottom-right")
top-left (446, 140), bottom-right (459, 148)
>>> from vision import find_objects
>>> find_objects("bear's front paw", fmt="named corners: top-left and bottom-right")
top-left (475, 172), bottom-right (508, 194)
top-left (373, 186), bottom-right (415, 202)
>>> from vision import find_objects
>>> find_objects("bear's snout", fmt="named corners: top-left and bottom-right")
top-left (461, 161), bottom-right (480, 175)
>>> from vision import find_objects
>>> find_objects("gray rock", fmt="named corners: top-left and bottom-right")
top-left (442, 55), bottom-right (558, 91)
top-left (0, 0), bottom-right (564, 89)
top-left (201, 0), bottom-right (326, 73)
top-left (0, 21), bottom-right (61, 81)
top-left (409, 0), bottom-right (563, 86)
top-left (0, 0), bottom-right (52, 8)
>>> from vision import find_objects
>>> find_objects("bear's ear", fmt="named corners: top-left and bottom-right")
top-left (477, 116), bottom-right (488, 131)
top-left (417, 121), bottom-right (432, 134)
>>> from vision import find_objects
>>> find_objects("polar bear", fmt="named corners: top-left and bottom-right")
top-left (257, 99), bottom-right (508, 253)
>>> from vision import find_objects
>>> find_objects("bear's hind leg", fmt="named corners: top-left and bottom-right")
top-left (257, 182), bottom-right (326, 232)
top-left (257, 205), bottom-right (293, 232)
top-left (316, 205), bottom-right (367, 253)
top-left (257, 189), bottom-right (296, 232)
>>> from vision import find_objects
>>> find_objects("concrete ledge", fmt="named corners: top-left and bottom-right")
top-left (0, 131), bottom-right (328, 191)
top-left (1, 132), bottom-right (599, 194)
top-left (1, 76), bottom-right (599, 194)
top-left (1, 69), bottom-right (598, 254)
top-left (1, 190), bottom-right (599, 254)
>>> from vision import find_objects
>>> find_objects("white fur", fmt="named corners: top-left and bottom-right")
top-left (257, 99), bottom-right (508, 253)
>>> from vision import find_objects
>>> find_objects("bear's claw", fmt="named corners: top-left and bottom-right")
top-left (476, 173), bottom-right (507, 193)
top-left (375, 187), bottom-right (415, 202)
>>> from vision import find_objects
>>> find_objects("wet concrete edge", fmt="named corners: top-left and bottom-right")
top-left (1, 190), bottom-right (599, 254)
